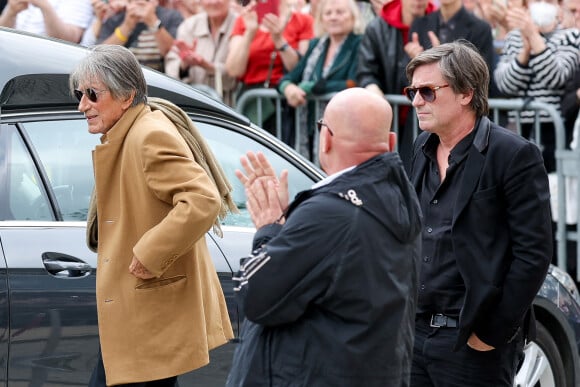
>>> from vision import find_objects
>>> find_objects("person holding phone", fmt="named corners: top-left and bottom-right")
top-left (225, 0), bottom-right (314, 134)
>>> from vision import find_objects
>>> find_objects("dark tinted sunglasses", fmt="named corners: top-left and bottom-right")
top-left (74, 88), bottom-right (108, 103)
top-left (316, 118), bottom-right (334, 136)
top-left (403, 84), bottom-right (450, 102)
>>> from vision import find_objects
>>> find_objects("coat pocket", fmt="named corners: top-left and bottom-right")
top-left (135, 275), bottom-right (186, 290)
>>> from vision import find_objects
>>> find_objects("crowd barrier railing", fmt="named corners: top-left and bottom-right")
top-left (235, 88), bottom-right (575, 277)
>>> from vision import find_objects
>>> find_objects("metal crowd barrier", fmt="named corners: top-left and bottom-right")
top-left (235, 88), bottom-right (576, 277)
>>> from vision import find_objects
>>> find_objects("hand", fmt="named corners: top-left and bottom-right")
top-left (262, 13), bottom-right (286, 43)
top-left (6, 0), bottom-right (30, 15)
top-left (467, 333), bottom-right (495, 351)
top-left (284, 83), bottom-right (307, 107)
top-left (404, 33), bottom-right (424, 59)
top-left (235, 151), bottom-right (289, 212)
top-left (240, 1), bottom-right (259, 34)
top-left (129, 256), bottom-right (155, 279)
top-left (427, 31), bottom-right (440, 47)
top-left (246, 178), bottom-right (285, 228)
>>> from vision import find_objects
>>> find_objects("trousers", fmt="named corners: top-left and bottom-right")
top-left (89, 347), bottom-right (179, 387)
top-left (411, 317), bottom-right (524, 387)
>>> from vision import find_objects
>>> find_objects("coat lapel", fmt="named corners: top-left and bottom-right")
top-left (452, 116), bottom-right (491, 223)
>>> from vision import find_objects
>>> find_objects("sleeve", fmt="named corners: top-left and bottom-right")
top-left (357, 19), bottom-right (386, 90)
top-left (237, 196), bottom-right (349, 326)
top-left (493, 31), bottom-right (534, 95)
top-left (527, 30), bottom-right (580, 91)
top-left (161, 9), bottom-right (184, 37)
top-left (295, 13), bottom-right (314, 42)
top-left (97, 14), bottom-right (122, 44)
top-left (231, 16), bottom-right (245, 38)
top-left (475, 141), bottom-right (553, 347)
top-left (278, 39), bottom-right (316, 92)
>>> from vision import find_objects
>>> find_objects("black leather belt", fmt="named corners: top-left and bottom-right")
top-left (429, 313), bottom-right (458, 328)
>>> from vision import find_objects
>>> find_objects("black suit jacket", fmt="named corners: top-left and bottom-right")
top-left (410, 117), bottom-right (552, 349)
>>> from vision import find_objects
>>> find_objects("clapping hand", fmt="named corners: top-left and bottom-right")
top-left (235, 151), bottom-right (289, 228)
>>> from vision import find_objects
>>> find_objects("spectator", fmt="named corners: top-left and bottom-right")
top-left (81, 0), bottom-right (127, 47)
top-left (406, 40), bottom-right (552, 387)
top-left (0, 0), bottom-right (93, 43)
top-left (227, 87), bottom-right (422, 387)
top-left (165, 0), bottom-right (238, 105)
top-left (278, 0), bottom-right (362, 159)
top-left (97, 0), bottom-right (183, 72)
top-left (70, 44), bottom-right (235, 387)
top-left (357, 0), bottom-right (437, 167)
top-left (466, 0), bottom-right (527, 61)
top-left (561, 0), bottom-right (580, 141)
top-left (407, 0), bottom-right (496, 80)
top-left (494, 0), bottom-right (580, 172)
top-left (225, 0), bottom-right (314, 133)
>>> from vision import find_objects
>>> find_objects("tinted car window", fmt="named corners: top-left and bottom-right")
top-left (24, 120), bottom-right (99, 221)
top-left (3, 125), bottom-right (52, 221)
top-left (196, 122), bottom-right (315, 227)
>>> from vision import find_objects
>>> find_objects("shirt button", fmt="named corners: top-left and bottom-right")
top-left (420, 284), bottom-right (426, 290)
top-left (426, 227), bottom-right (433, 233)
top-left (423, 256), bottom-right (431, 262)
top-left (432, 199), bottom-right (438, 204)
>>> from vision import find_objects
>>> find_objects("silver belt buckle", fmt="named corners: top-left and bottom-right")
top-left (430, 313), bottom-right (445, 327)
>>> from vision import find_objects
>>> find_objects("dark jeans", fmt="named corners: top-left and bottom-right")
top-left (411, 317), bottom-right (524, 387)
top-left (89, 348), bottom-right (179, 387)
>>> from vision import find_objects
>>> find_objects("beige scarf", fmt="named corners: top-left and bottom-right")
top-left (86, 97), bottom-right (238, 251)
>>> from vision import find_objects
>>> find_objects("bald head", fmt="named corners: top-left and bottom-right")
top-left (318, 88), bottom-right (395, 174)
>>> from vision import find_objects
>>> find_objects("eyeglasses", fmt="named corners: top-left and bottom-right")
top-left (403, 84), bottom-right (450, 102)
top-left (317, 118), bottom-right (334, 136)
top-left (74, 88), bottom-right (108, 103)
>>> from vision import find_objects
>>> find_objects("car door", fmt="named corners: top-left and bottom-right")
top-left (0, 119), bottom-right (99, 386)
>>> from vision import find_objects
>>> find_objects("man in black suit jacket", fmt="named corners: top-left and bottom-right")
top-left (406, 40), bottom-right (552, 386)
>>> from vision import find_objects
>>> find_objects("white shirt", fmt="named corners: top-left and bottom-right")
top-left (16, 0), bottom-right (93, 36)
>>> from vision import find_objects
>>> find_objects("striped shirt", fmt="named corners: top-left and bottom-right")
top-left (494, 27), bottom-right (580, 123)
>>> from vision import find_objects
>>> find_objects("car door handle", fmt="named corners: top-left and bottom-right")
top-left (42, 252), bottom-right (92, 278)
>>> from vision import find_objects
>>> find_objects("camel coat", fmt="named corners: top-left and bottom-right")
top-left (91, 104), bottom-right (233, 385)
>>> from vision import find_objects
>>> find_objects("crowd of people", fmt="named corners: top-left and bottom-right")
top-left (2, 0), bottom-right (579, 164)
top-left (3, 1), bottom-right (579, 386)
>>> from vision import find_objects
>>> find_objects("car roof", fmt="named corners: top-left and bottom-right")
top-left (0, 27), bottom-right (249, 124)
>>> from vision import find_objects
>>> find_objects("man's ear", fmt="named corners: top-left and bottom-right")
top-left (121, 91), bottom-right (136, 110)
top-left (388, 132), bottom-right (397, 152)
top-left (321, 128), bottom-right (332, 153)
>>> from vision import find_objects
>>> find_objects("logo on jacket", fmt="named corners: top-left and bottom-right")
top-left (338, 189), bottom-right (363, 206)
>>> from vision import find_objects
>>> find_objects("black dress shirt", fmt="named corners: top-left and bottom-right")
top-left (416, 128), bottom-right (476, 317)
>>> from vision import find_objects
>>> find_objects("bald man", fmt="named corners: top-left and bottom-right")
top-left (227, 88), bottom-right (423, 387)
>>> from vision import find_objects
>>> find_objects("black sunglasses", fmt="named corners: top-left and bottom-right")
top-left (74, 88), bottom-right (108, 103)
top-left (403, 84), bottom-right (450, 103)
top-left (316, 118), bottom-right (334, 136)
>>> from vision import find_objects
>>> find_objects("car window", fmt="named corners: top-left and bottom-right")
top-left (6, 118), bottom-right (314, 226)
top-left (23, 120), bottom-right (98, 221)
top-left (1, 125), bottom-right (52, 221)
top-left (196, 122), bottom-right (316, 227)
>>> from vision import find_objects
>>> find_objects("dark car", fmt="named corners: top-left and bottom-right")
top-left (0, 27), bottom-right (579, 387)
